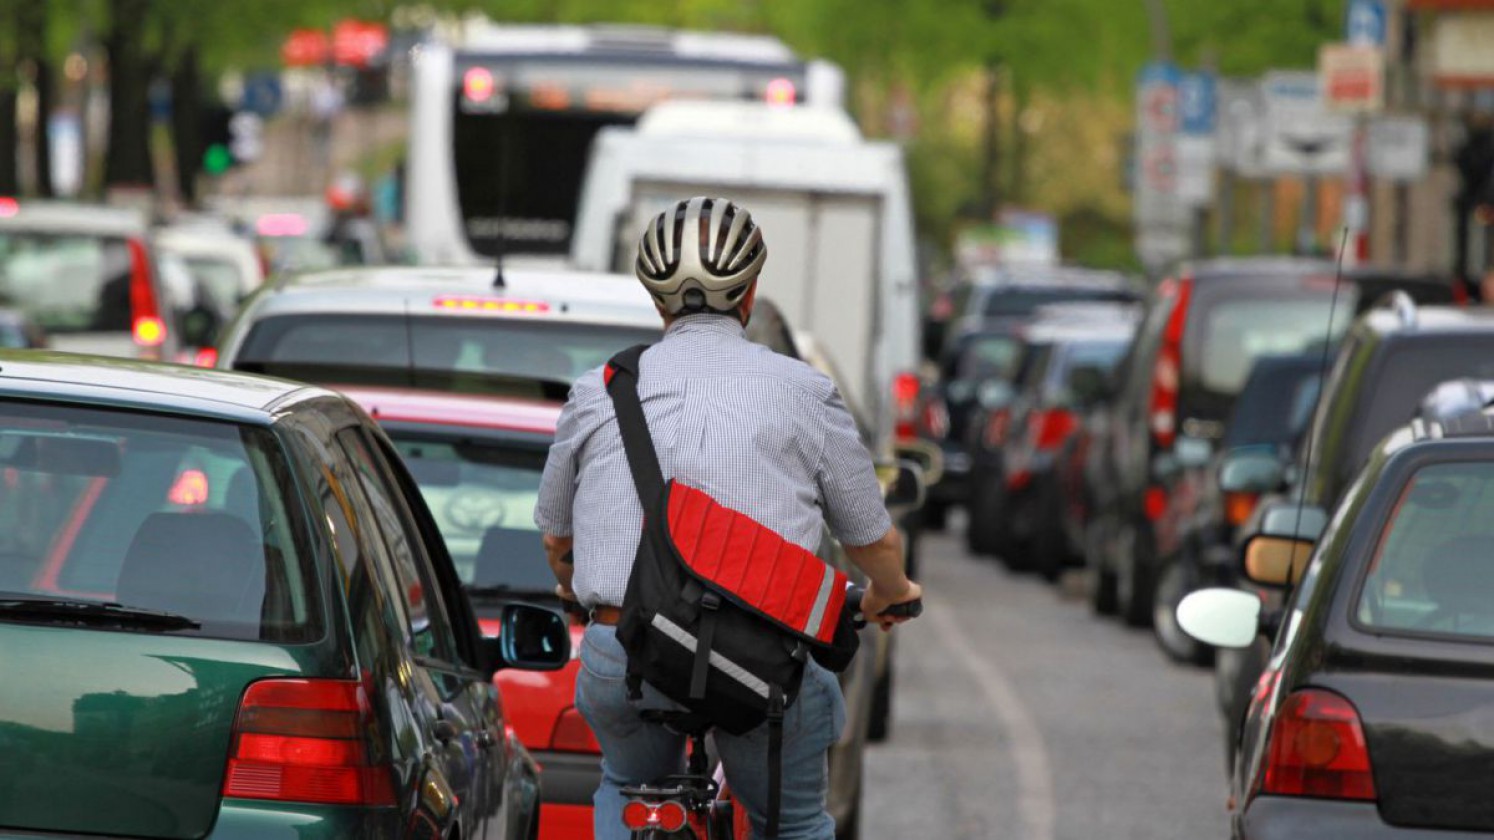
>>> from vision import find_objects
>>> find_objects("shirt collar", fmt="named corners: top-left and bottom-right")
top-left (664, 313), bottom-right (746, 340)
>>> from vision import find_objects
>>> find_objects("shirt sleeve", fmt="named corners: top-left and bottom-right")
top-left (815, 387), bottom-right (893, 547)
top-left (534, 378), bottom-right (597, 537)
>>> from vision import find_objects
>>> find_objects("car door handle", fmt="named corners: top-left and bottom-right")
top-left (432, 719), bottom-right (458, 744)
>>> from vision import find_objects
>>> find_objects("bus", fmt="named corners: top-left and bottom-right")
top-left (406, 21), bottom-right (844, 265)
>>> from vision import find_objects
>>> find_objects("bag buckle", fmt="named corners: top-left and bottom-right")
top-left (701, 591), bottom-right (722, 611)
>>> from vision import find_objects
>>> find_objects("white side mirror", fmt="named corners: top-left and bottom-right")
top-left (1175, 588), bottom-right (1261, 649)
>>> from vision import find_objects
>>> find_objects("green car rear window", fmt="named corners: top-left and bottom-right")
top-left (1359, 461), bottom-right (1494, 640)
top-left (0, 400), bottom-right (322, 643)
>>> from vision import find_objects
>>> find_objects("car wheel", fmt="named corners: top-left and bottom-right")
top-left (1034, 488), bottom-right (1068, 583)
top-left (1152, 559), bottom-right (1211, 665)
top-left (1116, 527), bottom-right (1153, 627)
top-left (964, 482), bottom-right (1002, 557)
top-left (1086, 522), bottom-right (1118, 615)
top-left (922, 499), bottom-right (949, 532)
top-left (867, 655), bottom-right (893, 743)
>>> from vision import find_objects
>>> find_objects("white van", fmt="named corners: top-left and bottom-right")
top-left (570, 100), bottom-right (920, 446)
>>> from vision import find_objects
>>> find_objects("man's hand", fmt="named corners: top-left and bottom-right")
top-left (861, 578), bottom-right (923, 631)
top-left (543, 533), bottom-right (576, 603)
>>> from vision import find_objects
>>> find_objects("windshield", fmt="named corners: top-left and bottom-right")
top-left (182, 256), bottom-right (247, 318)
top-left (978, 287), bottom-right (1135, 319)
top-left (235, 313), bottom-right (660, 390)
top-left (0, 400), bottom-right (320, 642)
top-left (0, 232), bottom-right (133, 333)
top-left (388, 431), bottom-right (554, 595)
top-left (1224, 358), bottom-right (1322, 450)
top-left (1351, 339), bottom-right (1494, 471)
top-left (1193, 294), bottom-right (1339, 396)
top-left (950, 334), bottom-right (1022, 382)
top-left (1359, 461), bottom-right (1494, 640)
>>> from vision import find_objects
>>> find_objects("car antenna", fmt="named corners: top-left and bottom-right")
top-left (492, 99), bottom-right (513, 289)
top-left (402, 298), bottom-right (417, 389)
top-left (1286, 227), bottom-right (1352, 594)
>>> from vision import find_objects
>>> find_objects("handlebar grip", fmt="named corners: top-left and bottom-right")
top-left (879, 598), bottom-right (923, 619)
top-left (842, 584), bottom-right (922, 627)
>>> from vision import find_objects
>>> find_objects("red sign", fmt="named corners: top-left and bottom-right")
top-left (332, 20), bottom-right (389, 68)
top-left (281, 29), bottom-right (329, 67)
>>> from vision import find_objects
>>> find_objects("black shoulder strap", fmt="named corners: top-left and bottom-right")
top-left (604, 345), bottom-right (666, 508)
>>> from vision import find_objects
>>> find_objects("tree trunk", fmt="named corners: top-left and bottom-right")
top-left (169, 44), bottom-right (200, 205)
top-left (104, 0), bottom-right (154, 190)
top-left (17, 0), bottom-right (51, 196)
top-left (0, 4), bottom-right (18, 195)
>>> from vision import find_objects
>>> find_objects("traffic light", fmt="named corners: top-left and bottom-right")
top-left (200, 104), bottom-right (235, 175)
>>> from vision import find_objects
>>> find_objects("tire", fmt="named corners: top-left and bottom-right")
top-left (964, 481), bottom-right (1002, 557)
top-left (1034, 483), bottom-right (1069, 583)
top-left (867, 655), bottom-right (893, 743)
top-left (1152, 559), bottom-right (1211, 665)
top-left (1086, 521), bottom-right (1118, 615)
top-left (1116, 526), bottom-right (1154, 628)
top-left (922, 499), bottom-right (949, 532)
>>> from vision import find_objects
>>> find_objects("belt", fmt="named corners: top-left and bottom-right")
top-left (589, 605), bottom-right (624, 626)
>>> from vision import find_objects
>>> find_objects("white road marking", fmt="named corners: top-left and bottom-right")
top-left (927, 600), bottom-right (1057, 840)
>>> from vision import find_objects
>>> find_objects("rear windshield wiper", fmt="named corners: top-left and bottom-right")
top-left (0, 597), bottom-right (202, 630)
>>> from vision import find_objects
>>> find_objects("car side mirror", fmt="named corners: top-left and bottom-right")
top-left (1219, 448), bottom-right (1287, 494)
top-left (1175, 435), bottom-right (1214, 469)
top-left (1242, 535), bottom-right (1315, 586)
top-left (483, 603), bottom-right (570, 677)
top-left (880, 458), bottom-right (927, 519)
top-left (893, 440), bottom-right (943, 487)
top-left (1176, 588), bottom-right (1261, 648)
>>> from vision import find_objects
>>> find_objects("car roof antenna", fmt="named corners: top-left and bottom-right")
top-left (492, 103), bottom-right (513, 289)
top-left (1287, 226), bottom-right (1351, 596)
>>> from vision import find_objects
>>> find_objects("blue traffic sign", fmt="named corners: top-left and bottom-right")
top-left (240, 73), bottom-right (285, 118)
top-left (1179, 72), bottom-right (1216, 136)
top-left (1345, 0), bottom-right (1387, 47)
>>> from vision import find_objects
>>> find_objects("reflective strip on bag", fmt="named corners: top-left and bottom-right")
top-left (651, 613), bottom-right (771, 699)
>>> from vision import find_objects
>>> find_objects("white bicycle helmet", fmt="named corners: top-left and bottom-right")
top-left (635, 197), bottom-right (768, 314)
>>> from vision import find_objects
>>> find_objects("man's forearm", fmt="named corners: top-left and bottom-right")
top-left (845, 527), bottom-right (910, 595)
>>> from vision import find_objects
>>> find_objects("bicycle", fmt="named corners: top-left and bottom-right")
top-left (619, 584), bottom-right (922, 839)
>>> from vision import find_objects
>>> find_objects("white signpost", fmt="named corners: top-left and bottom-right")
top-left (1134, 61), bottom-right (1190, 271)
top-left (1260, 71), bottom-right (1352, 176)
top-left (1367, 115), bottom-right (1429, 181)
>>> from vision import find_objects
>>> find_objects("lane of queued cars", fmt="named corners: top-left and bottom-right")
top-left (211, 263), bottom-right (908, 840)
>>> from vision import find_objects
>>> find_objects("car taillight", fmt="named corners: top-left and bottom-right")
top-left (622, 799), bottom-right (688, 832)
top-left (1224, 491), bottom-right (1259, 527)
top-left (892, 372), bottom-right (921, 442)
top-left (1143, 485), bottom-right (1168, 521)
top-left (983, 408), bottom-right (1011, 449)
top-left (1030, 408), bottom-right (1077, 451)
top-left (223, 678), bottom-right (396, 807)
top-left (193, 347), bottom-right (219, 368)
top-left (1149, 277), bottom-right (1192, 450)
top-left (919, 395), bottom-right (950, 440)
top-left (127, 238), bottom-right (166, 349)
top-left (1261, 689), bottom-right (1376, 801)
top-left (551, 707), bottom-right (600, 753)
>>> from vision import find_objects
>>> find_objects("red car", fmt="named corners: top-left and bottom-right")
top-left (339, 386), bottom-right (599, 839)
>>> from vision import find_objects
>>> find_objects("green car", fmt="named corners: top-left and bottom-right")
top-left (0, 352), bottom-right (569, 839)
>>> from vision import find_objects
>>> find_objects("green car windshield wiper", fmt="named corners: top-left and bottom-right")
top-left (0, 597), bottom-right (201, 630)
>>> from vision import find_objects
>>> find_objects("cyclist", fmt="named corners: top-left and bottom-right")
top-left (536, 196), bottom-right (922, 839)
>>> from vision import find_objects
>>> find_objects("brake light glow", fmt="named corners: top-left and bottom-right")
top-left (1224, 491), bottom-right (1259, 527)
top-left (1143, 485), bottom-right (1168, 521)
top-left (550, 707), bottom-right (600, 753)
top-left (1030, 408), bottom-right (1077, 451)
top-left (255, 213), bottom-right (309, 237)
top-left (765, 77), bottom-right (797, 107)
top-left (1149, 277), bottom-right (1192, 450)
top-left (464, 66), bottom-right (496, 103)
top-left (919, 396), bottom-right (950, 440)
top-left (223, 679), bottom-right (396, 807)
top-left (893, 372), bottom-right (922, 442)
top-left (433, 295), bottom-right (550, 314)
top-left (193, 347), bottom-right (219, 368)
top-left (0, 197), bottom-right (18, 218)
top-left (168, 469), bottom-right (211, 506)
top-left (127, 238), bottom-right (166, 349)
top-left (1261, 689), bottom-right (1376, 801)
top-left (622, 799), bottom-right (688, 832)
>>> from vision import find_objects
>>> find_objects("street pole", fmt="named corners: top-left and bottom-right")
top-left (979, 57), bottom-right (1001, 218)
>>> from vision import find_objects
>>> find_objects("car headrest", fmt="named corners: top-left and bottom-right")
top-left (473, 526), bottom-right (544, 589)
top-left (115, 512), bottom-right (264, 624)
top-left (1421, 534), bottom-right (1494, 615)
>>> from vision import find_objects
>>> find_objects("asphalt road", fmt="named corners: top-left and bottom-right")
top-left (862, 522), bottom-right (1229, 840)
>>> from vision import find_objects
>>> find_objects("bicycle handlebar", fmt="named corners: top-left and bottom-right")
top-left (843, 584), bottom-right (924, 629)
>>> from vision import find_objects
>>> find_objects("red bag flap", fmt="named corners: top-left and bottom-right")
top-left (667, 482), bottom-right (847, 645)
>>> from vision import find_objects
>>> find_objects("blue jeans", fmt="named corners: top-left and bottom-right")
top-left (576, 623), bottom-right (846, 840)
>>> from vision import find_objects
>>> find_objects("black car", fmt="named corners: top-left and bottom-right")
top-left (1088, 258), bottom-right (1346, 629)
top-left (1178, 402), bottom-right (1494, 838)
top-left (966, 317), bottom-right (1135, 576)
top-left (1213, 297), bottom-right (1494, 746)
